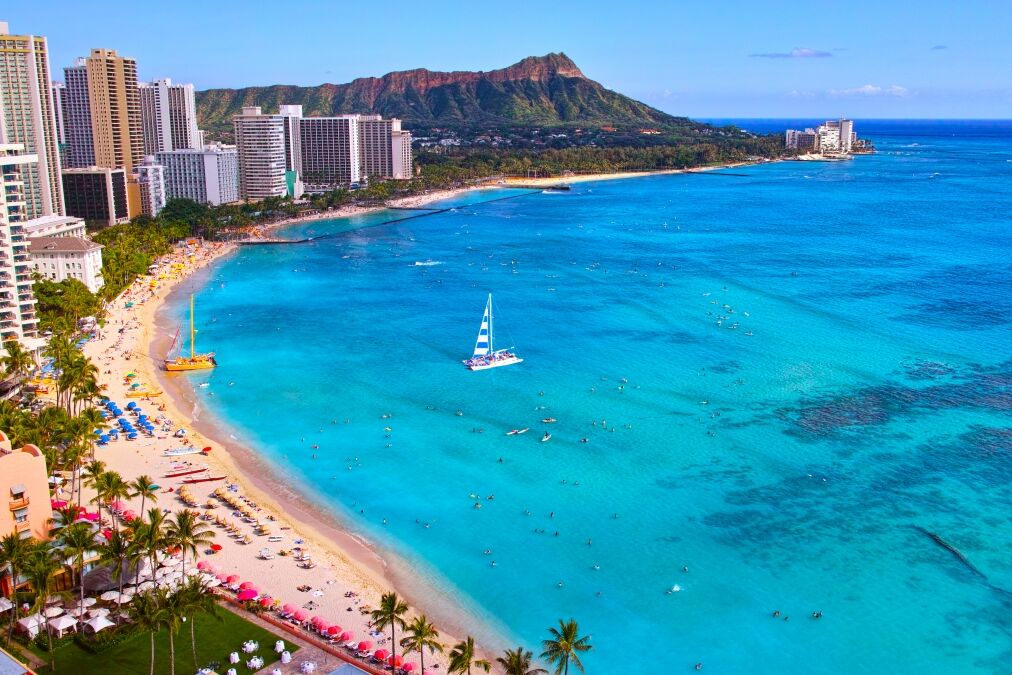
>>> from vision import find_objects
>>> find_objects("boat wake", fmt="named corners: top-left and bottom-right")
top-left (412, 261), bottom-right (443, 267)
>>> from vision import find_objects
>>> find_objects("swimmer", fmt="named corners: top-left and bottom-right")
top-left (491, 560), bottom-right (497, 567)
top-left (587, 538), bottom-right (592, 546)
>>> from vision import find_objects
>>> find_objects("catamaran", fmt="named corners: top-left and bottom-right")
top-left (463, 293), bottom-right (523, 371)
top-left (165, 294), bottom-right (217, 371)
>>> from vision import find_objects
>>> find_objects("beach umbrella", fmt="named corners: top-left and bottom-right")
top-left (293, 609), bottom-right (309, 622)
top-left (196, 560), bottom-right (210, 571)
top-left (282, 604), bottom-right (295, 615)
top-left (316, 621), bottom-right (330, 633)
top-left (357, 641), bottom-right (372, 653)
top-left (339, 631), bottom-right (353, 642)
top-left (43, 606), bottom-right (64, 618)
top-left (402, 664), bottom-right (416, 672)
top-left (76, 598), bottom-right (97, 608)
top-left (210, 544), bottom-right (222, 552)
top-left (216, 573), bottom-right (229, 582)
top-left (99, 590), bottom-right (122, 602)
top-left (236, 589), bottom-right (257, 601)
top-left (387, 655), bottom-right (403, 667)
top-left (202, 578), bottom-right (221, 589)
top-left (258, 597), bottom-right (273, 608)
top-left (88, 608), bottom-right (109, 617)
top-left (226, 574), bottom-right (239, 584)
top-left (374, 649), bottom-right (390, 661)
top-left (310, 616), bottom-right (323, 626)
top-left (239, 581), bottom-right (256, 590)
top-left (326, 625), bottom-right (342, 636)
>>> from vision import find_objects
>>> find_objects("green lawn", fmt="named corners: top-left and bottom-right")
top-left (28, 606), bottom-right (298, 674)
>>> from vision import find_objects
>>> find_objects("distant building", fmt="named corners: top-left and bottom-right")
top-left (300, 116), bottom-right (360, 192)
top-left (61, 59), bottom-right (95, 168)
top-left (278, 105), bottom-right (303, 176)
top-left (139, 78), bottom-right (201, 154)
top-left (785, 128), bottom-right (820, 152)
top-left (134, 156), bottom-right (166, 216)
top-left (156, 144), bottom-right (239, 205)
top-left (233, 107), bottom-right (289, 200)
top-left (0, 22), bottom-right (65, 219)
top-left (51, 81), bottom-right (66, 162)
top-left (23, 214), bottom-right (86, 238)
top-left (0, 431), bottom-right (53, 566)
top-left (358, 116), bottom-right (413, 180)
top-left (0, 144), bottom-right (42, 340)
top-left (29, 235), bottom-right (104, 292)
top-left (62, 166), bottom-right (129, 227)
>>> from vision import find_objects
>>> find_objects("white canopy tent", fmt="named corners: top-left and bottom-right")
top-left (48, 614), bottom-right (78, 637)
top-left (0, 597), bottom-right (13, 613)
top-left (16, 613), bottom-right (44, 639)
top-left (83, 615), bottom-right (116, 634)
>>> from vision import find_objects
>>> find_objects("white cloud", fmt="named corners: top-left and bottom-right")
top-left (828, 84), bottom-right (910, 97)
top-left (750, 47), bottom-right (832, 59)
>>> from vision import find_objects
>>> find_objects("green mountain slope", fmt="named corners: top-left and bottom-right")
top-left (195, 53), bottom-right (696, 134)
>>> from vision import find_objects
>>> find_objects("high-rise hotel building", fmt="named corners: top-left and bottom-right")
top-left (85, 49), bottom-right (144, 172)
top-left (156, 144), bottom-right (238, 206)
top-left (0, 144), bottom-right (41, 341)
top-left (139, 78), bottom-right (201, 154)
top-left (233, 107), bottom-right (289, 200)
top-left (300, 115), bottom-right (360, 192)
top-left (61, 59), bottom-right (95, 168)
top-left (0, 22), bottom-right (64, 219)
top-left (358, 116), bottom-right (412, 180)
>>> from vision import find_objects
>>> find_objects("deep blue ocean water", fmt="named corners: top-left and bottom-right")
top-left (171, 121), bottom-right (1011, 673)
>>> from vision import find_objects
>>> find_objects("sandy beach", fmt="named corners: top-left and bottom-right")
top-left (80, 242), bottom-right (474, 673)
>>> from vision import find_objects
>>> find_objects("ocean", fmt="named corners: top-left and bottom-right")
top-left (170, 120), bottom-right (1012, 673)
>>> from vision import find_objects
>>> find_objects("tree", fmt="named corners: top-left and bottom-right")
top-left (130, 507), bottom-right (167, 579)
top-left (400, 615), bottom-right (443, 675)
top-left (56, 521), bottom-right (96, 613)
top-left (0, 533), bottom-right (34, 645)
top-left (98, 528), bottom-right (132, 600)
top-left (129, 590), bottom-right (165, 675)
top-left (370, 592), bottom-right (409, 671)
top-left (0, 339), bottom-right (34, 385)
top-left (498, 647), bottom-right (548, 675)
top-left (130, 475), bottom-right (158, 515)
top-left (81, 459), bottom-right (107, 509)
top-left (178, 577), bottom-right (221, 670)
top-left (164, 510), bottom-right (214, 577)
top-left (157, 585), bottom-right (186, 675)
top-left (25, 546), bottom-right (64, 672)
top-left (99, 471), bottom-right (131, 531)
top-left (449, 636), bottom-right (491, 675)
top-left (540, 619), bottom-right (592, 675)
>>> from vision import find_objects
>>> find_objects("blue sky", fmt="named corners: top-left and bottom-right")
top-left (6, 0), bottom-right (1011, 118)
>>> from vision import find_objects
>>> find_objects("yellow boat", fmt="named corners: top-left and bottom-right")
top-left (164, 294), bottom-right (217, 371)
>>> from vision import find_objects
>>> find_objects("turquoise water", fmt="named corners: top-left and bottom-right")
top-left (174, 121), bottom-right (1012, 673)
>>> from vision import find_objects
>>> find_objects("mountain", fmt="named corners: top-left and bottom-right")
top-left (195, 53), bottom-right (692, 134)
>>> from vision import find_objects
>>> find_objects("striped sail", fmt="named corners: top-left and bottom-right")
top-left (472, 295), bottom-right (492, 357)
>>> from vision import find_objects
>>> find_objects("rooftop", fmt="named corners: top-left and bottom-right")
top-left (28, 236), bottom-right (103, 253)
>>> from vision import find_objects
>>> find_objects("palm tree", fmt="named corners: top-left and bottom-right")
top-left (76, 406), bottom-right (107, 460)
top-left (1, 339), bottom-right (35, 385)
top-left (50, 503), bottom-right (82, 533)
top-left (164, 510), bottom-right (214, 577)
top-left (498, 646), bottom-right (548, 675)
top-left (99, 471), bottom-right (131, 531)
top-left (400, 615), bottom-right (443, 675)
top-left (178, 577), bottom-right (220, 670)
top-left (98, 528), bottom-right (132, 600)
top-left (81, 459), bottom-right (107, 509)
top-left (56, 521), bottom-right (96, 613)
top-left (129, 590), bottom-right (165, 675)
top-left (25, 546), bottom-right (64, 672)
top-left (133, 507), bottom-right (167, 575)
top-left (157, 586), bottom-right (186, 675)
top-left (540, 619), bottom-right (592, 675)
top-left (130, 475), bottom-right (158, 515)
top-left (370, 592), bottom-right (409, 671)
top-left (0, 533), bottom-right (34, 645)
top-left (449, 636), bottom-right (491, 675)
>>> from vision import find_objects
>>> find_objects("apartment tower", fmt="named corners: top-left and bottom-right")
top-left (0, 144), bottom-right (41, 341)
top-left (86, 49), bottom-right (143, 172)
top-left (61, 59), bottom-right (95, 168)
top-left (139, 78), bottom-right (201, 154)
top-left (156, 144), bottom-right (238, 205)
top-left (0, 22), bottom-right (65, 218)
top-left (299, 116), bottom-right (360, 192)
top-left (233, 107), bottom-right (288, 200)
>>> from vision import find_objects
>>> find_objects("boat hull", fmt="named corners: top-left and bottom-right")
top-left (164, 356), bottom-right (216, 372)
top-left (466, 357), bottom-right (524, 371)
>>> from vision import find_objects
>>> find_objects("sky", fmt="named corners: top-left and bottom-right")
top-left (6, 0), bottom-right (1011, 118)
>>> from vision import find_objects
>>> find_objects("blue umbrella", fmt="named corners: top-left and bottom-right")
top-left (126, 402), bottom-right (136, 410)
top-left (127, 433), bottom-right (138, 440)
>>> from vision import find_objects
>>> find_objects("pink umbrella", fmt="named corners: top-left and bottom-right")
top-left (293, 609), bottom-right (309, 622)
top-left (282, 604), bottom-right (295, 614)
top-left (110, 500), bottom-right (126, 510)
top-left (226, 575), bottom-right (239, 583)
top-left (101, 529), bottom-right (113, 540)
top-left (51, 500), bottom-right (67, 509)
top-left (357, 641), bottom-right (372, 652)
top-left (326, 625), bottom-right (342, 636)
top-left (83, 511), bottom-right (100, 521)
top-left (239, 581), bottom-right (256, 590)
top-left (339, 631), bottom-right (354, 642)
top-left (374, 649), bottom-right (390, 661)
top-left (258, 597), bottom-right (273, 607)
top-left (402, 664), bottom-right (416, 672)
top-left (316, 621), bottom-right (330, 633)
top-left (310, 616), bottom-right (323, 626)
top-left (387, 655), bottom-right (404, 668)
top-left (236, 589), bottom-right (257, 601)
top-left (216, 573), bottom-right (229, 582)
top-left (122, 510), bottom-right (137, 520)
top-left (196, 560), bottom-right (210, 571)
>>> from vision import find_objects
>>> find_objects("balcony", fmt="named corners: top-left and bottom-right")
top-left (14, 520), bottom-right (30, 533)
top-left (9, 495), bottom-right (29, 510)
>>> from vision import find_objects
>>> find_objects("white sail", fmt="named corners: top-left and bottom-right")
top-left (472, 294), bottom-right (492, 357)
